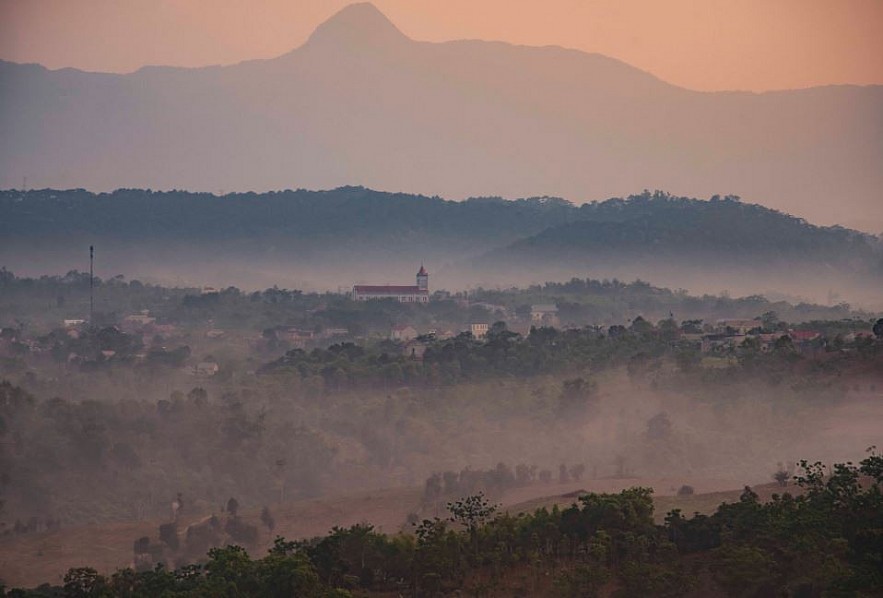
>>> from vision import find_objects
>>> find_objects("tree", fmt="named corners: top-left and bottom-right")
top-left (447, 493), bottom-right (497, 535)
top-left (630, 316), bottom-right (654, 335)
top-left (187, 387), bottom-right (208, 406)
top-left (261, 506), bottom-right (275, 532)
top-left (647, 412), bottom-right (672, 440)
top-left (559, 377), bottom-right (597, 418)
top-left (772, 462), bottom-right (792, 487)
top-left (63, 567), bottom-right (109, 597)
top-left (760, 311), bottom-right (779, 331)
top-left (569, 464), bottom-right (586, 481)
top-left (873, 318), bottom-right (883, 339)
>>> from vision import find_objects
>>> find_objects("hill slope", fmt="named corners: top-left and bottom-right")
top-left (1, 188), bottom-right (880, 305)
top-left (475, 192), bottom-right (883, 302)
top-left (1, 3), bottom-right (881, 230)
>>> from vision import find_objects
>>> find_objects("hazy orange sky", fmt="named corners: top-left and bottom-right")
top-left (1, 0), bottom-right (881, 91)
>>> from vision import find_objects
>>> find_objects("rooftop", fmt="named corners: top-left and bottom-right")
top-left (354, 285), bottom-right (427, 294)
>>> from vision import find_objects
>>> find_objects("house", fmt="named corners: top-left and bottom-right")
top-left (205, 329), bottom-right (226, 339)
top-left (122, 312), bottom-right (156, 333)
top-left (391, 325), bottom-right (418, 342)
top-left (531, 304), bottom-right (560, 327)
top-left (353, 265), bottom-right (430, 303)
top-left (192, 362), bottom-right (219, 377)
top-left (788, 330), bottom-right (821, 343)
top-left (470, 323), bottom-right (489, 339)
top-left (757, 333), bottom-right (785, 353)
top-left (63, 319), bottom-right (86, 328)
top-left (277, 327), bottom-right (312, 348)
top-left (277, 327), bottom-right (312, 341)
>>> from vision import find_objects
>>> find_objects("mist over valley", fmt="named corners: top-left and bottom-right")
top-left (1, 3), bottom-right (882, 595)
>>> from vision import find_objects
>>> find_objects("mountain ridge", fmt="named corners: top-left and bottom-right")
top-left (1, 3), bottom-right (880, 230)
top-left (3, 3), bottom-right (878, 96)
top-left (1, 187), bottom-right (880, 307)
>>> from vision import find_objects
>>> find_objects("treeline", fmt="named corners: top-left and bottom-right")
top-left (0, 187), bottom-right (575, 246)
top-left (6, 453), bottom-right (882, 597)
top-left (260, 320), bottom-right (883, 392)
top-left (0, 381), bottom-right (334, 525)
top-left (473, 277), bottom-right (865, 326)
top-left (0, 265), bottom-right (873, 338)
top-left (422, 461), bottom-right (589, 504)
top-left (260, 323), bottom-right (665, 389)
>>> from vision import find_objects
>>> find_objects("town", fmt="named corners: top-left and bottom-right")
top-left (1, 266), bottom-right (878, 387)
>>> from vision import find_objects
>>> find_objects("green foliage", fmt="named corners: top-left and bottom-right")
top-left (9, 453), bottom-right (883, 595)
top-left (447, 493), bottom-right (498, 534)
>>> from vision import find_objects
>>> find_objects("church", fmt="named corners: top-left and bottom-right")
top-left (353, 265), bottom-right (430, 303)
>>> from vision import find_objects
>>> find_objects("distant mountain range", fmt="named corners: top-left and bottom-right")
top-left (1, 3), bottom-right (881, 231)
top-left (1, 187), bottom-right (880, 308)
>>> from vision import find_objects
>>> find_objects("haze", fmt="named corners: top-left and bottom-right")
top-left (1, 3), bottom-right (883, 593)
top-left (2, 4), bottom-right (882, 231)
top-left (2, 0), bottom-right (882, 92)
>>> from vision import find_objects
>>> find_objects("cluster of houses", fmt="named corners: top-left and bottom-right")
top-left (683, 319), bottom-right (823, 355)
top-left (380, 314), bottom-right (846, 363)
top-left (2, 263), bottom-right (876, 377)
top-left (0, 310), bottom-right (227, 377)
top-left (120, 310), bottom-right (178, 339)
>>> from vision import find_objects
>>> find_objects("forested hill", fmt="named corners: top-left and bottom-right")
top-left (0, 186), bottom-right (575, 246)
top-left (479, 192), bottom-right (883, 304)
top-left (3, 188), bottom-right (877, 249)
top-left (1, 188), bottom-right (880, 305)
top-left (497, 192), bottom-right (881, 261)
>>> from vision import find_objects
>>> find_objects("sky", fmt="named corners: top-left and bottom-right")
top-left (1, 0), bottom-right (881, 92)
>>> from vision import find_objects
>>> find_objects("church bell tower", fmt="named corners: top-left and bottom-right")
top-left (416, 263), bottom-right (429, 291)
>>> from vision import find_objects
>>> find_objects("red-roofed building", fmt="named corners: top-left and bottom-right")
top-left (353, 265), bottom-right (430, 303)
top-left (788, 330), bottom-right (821, 342)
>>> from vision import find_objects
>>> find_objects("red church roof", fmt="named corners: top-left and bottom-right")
top-left (354, 285), bottom-right (427, 294)
top-left (417, 265), bottom-right (428, 276)
top-left (789, 330), bottom-right (820, 342)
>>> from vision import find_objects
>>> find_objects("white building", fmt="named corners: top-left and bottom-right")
top-left (353, 265), bottom-right (430, 303)
top-left (531, 304), bottom-right (560, 327)
top-left (470, 323), bottom-right (489, 339)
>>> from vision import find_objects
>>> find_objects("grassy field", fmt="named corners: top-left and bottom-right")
top-left (0, 475), bottom-right (767, 589)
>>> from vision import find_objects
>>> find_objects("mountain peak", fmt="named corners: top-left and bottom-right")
top-left (306, 3), bottom-right (408, 49)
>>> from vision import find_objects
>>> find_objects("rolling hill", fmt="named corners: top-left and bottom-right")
top-left (1, 187), bottom-right (880, 306)
top-left (475, 192), bottom-right (883, 303)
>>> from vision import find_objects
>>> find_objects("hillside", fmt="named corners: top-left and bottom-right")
top-left (0, 478), bottom-right (761, 589)
top-left (2, 188), bottom-right (880, 306)
top-left (476, 192), bottom-right (883, 304)
top-left (1, 3), bottom-right (881, 231)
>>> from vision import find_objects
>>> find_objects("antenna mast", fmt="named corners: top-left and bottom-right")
top-left (89, 245), bottom-right (94, 327)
